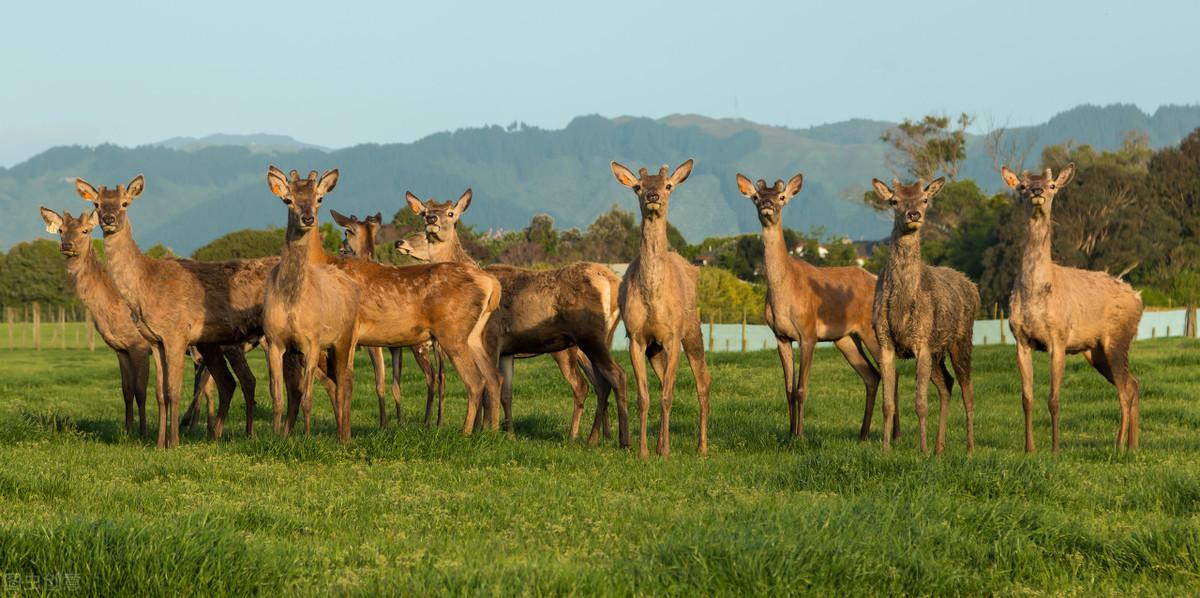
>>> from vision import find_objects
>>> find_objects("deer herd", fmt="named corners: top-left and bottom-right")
top-left (36, 158), bottom-right (1144, 456)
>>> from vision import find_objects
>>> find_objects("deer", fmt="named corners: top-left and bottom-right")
top-left (871, 177), bottom-right (979, 455)
top-left (330, 210), bottom-right (444, 428)
top-left (610, 160), bottom-right (712, 458)
top-left (265, 167), bottom-right (506, 436)
top-left (735, 173), bottom-right (899, 441)
top-left (262, 168), bottom-right (361, 441)
top-left (404, 190), bottom-right (629, 446)
top-left (1001, 164), bottom-right (1144, 451)
top-left (77, 175), bottom-right (275, 448)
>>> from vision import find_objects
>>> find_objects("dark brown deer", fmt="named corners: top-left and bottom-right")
top-left (265, 168), bottom-right (505, 435)
top-left (871, 177), bottom-right (978, 455)
top-left (78, 176), bottom-right (274, 448)
top-left (331, 209), bottom-right (444, 427)
top-left (405, 190), bottom-right (628, 445)
top-left (263, 168), bottom-right (361, 441)
top-left (735, 173), bottom-right (897, 441)
top-left (610, 160), bottom-right (712, 457)
top-left (1001, 164), bottom-right (1144, 451)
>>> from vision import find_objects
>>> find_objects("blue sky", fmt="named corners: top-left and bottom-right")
top-left (1, 0), bottom-right (1195, 166)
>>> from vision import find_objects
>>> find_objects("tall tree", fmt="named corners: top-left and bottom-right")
top-left (881, 113), bottom-right (975, 181)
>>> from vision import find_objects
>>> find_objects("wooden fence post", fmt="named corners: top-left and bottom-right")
top-left (1186, 304), bottom-right (1197, 338)
top-left (59, 306), bottom-right (66, 350)
top-left (741, 309), bottom-right (747, 353)
top-left (4, 307), bottom-right (11, 350)
top-left (708, 311), bottom-right (715, 353)
top-left (999, 310), bottom-right (1006, 345)
top-left (32, 302), bottom-right (41, 351)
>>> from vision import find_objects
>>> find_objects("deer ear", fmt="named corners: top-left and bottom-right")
top-left (734, 173), bottom-right (756, 198)
top-left (1000, 166), bottom-right (1021, 189)
top-left (455, 188), bottom-right (473, 213)
top-left (39, 207), bottom-right (63, 234)
top-left (405, 192), bottom-right (424, 214)
top-left (371, 212), bottom-right (382, 224)
top-left (781, 174), bottom-right (804, 201)
top-left (871, 178), bottom-right (895, 203)
top-left (75, 178), bottom-right (99, 202)
top-left (317, 169), bottom-right (339, 195)
top-left (329, 209), bottom-right (354, 228)
top-left (924, 177), bottom-right (946, 198)
top-left (126, 174), bottom-right (145, 200)
top-left (610, 162), bottom-right (639, 188)
top-left (670, 159), bottom-right (694, 185)
top-left (1054, 163), bottom-right (1075, 188)
top-left (267, 168), bottom-right (290, 199)
top-left (87, 210), bottom-right (100, 228)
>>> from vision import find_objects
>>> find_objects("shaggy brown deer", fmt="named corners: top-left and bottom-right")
top-left (611, 160), bottom-right (712, 457)
top-left (871, 177), bottom-right (979, 455)
top-left (405, 190), bottom-right (628, 445)
top-left (78, 175), bottom-right (274, 448)
top-left (1001, 164), bottom-right (1144, 451)
top-left (735, 173), bottom-right (897, 440)
top-left (263, 168), bottom-right (361, 441)
top-left (330, 209), bottom-right (443, 428)
top-left (265, 168), bottom-right (505, 435)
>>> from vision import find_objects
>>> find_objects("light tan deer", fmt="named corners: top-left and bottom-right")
top-left (871, 178), bottom-right (978, 455)
top-left (78, 176), bottom-right (276, 448)
top-left (405, 190), bottom-right (629, 445)
top-left (735, 173), bottom-right (897, 441)
top-left (266, 168), bottom-right (505, 435)
top-left (263, 168), bottom-right (361, 441)
top-left (1001, 164), bottom-right (1144, 451)
top-left (610, 160), bottom-right (712, 458)
top-left (331, 210), bottom-right (444, 427)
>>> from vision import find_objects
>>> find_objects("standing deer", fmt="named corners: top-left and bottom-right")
top-left (1001, 164), bottom-right (1144, 451)
top-left (871, 178), bottom-right (979, 455)
top-left (265, 167), bottom-right (505, 435)
top-left (78, 175), bottom-right (275, 448)
top-left (735, 173), bottom-right (897, 440)
top-left (610, 160), bottom-right (712, 458)
top-left (331, 209), bottom-right (444, 427)
top-left (405, 190), bottom-right (628, 445)
top-left (263, 168), bottom-right (361, 441)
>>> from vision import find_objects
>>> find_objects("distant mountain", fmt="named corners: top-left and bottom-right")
top-left (2, 103), bottom-right (1198, 255)
top-left (152, 133), bottom-right (329, 153)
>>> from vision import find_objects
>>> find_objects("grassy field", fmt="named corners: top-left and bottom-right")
top-left (0, 339), bottom-right (1198, 595)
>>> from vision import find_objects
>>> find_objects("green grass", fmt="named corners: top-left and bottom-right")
top-left (1, 339), bottom-right (1198, 595)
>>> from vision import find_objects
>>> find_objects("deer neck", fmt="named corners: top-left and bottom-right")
top-left (65, 249), bottom-right (121, 314)
top-left (428, 229), bottom-right (477, 266)
top-left (358, 230), bottom-right (377, 262)
top-left (102, 225), bottom-right (151, 309)
top-left (637, 215), bottom-right (671, 295)
top-left (761, 222), bottom-right (805, 290)
top-left (277, 215), bottom-right (326, 302)
top-left (1020, 212), bottom-right (1054, 290)
top-left (885, 222), bottom-right (924, 293)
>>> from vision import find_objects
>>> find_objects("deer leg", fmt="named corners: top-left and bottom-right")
top-left (931, 357), bottom-right (953, 455)
top-left (161, 340), bottom-right (189, 449)
top-left (499, 354), bottom-right (516, 434)
top-left (551, 350), bottom-right (589, 440)
top-left (683, 324), bottom-right (712, 457)
top-left (775, 338), bottom-right (797, 437)
top-left (582, 342), bottom-right (628, 449)
top-left (224, 346), bottom-right (256, 437)
top-left (878, 343), bottom-right (897, 454)
top-left (390, 347), bottom-right (404, 424)
top-left (367, 346), bottom-right (388, 428)
top-left (116, 351), bottom-right (136, 436)
top-left (281, 351), bottom-right (306, 435)
top-left (1048, 344), bottom-right (1066, 452)
top-left (446, 348), bottom-right (483, 435)
top-left (949, 341), bottom-right (975, 453)
top-left (627, 337), bottom-right (652, 459)
top-left (437, 346), bottom-right (446, 427)
top-left (572, 349), bottom-right (611, 441)
top-left (653, 342), bottom-right (683, 458)
top-left (1098, 340), bottom-right (1139, 451)
top-left (421, 346), bottom-right (435, 426)
top-left (1016, 338), bottom-right (1036, 453)
top-left (196, 344), bottom-right (236, 440)
top-left (835, 336), bottom-right (880, 441)
top-left (331, 340), bottom-right (357, 443)
top-left (131, 348), bottom-right (150, 438)
top-left (913, 349), bottom-right (933, 455)
top-left (150, 344), bottom-right (167, 448)
top-left (266, 341), bottom-right (287, 435)
top-left (795, 339), bottom-right (816, 440)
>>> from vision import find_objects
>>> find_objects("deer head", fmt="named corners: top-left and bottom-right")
top-left (393, 233), bottom-right (430, 261)
top-left (75, 175), bottom-right (144, 235)
top-left (871, 177), bottom-right (946, 234)
top-left (266, 166), bottom-right (340, 233)
top-left (406, 189), bottom-right (471, 242)
top-left (1001, 163), bottom-right (1075, 218)
top-left (40, 207), bottom-right (99, 258)
top-left (610, 159), bottom-right (694, 220)
top-left (330, 209), bottom-right (382, 257)
top-left (735, 173), bottom-right (803, 227)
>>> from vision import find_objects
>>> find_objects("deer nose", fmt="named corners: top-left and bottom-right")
top-left (645, 193), bottom-right (661, 203)
top-left (1030, 186), bottom-right (1044, 196)
top-left (906, 210), bottom-right (921, 222)
top-left (60, 242), bottom-right (74, 251)
top-left (301, 215), bottom-right (315, 226)
top-left (101, 214), bottom-right (116, 225)
top-left (425, 214), bottom-right (438, 224)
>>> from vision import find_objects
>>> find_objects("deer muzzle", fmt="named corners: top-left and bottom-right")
top-left (1031, 196), bottom-right (1046, 206)
top-left (60, 242), bottom-right (77, 256)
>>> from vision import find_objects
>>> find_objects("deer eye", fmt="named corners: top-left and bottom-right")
top-left (666, 184), bottom-right (673, 190)
top-left (447, 211), bottom-right (454, 217)
top-left (633, 185), bottom-right (641, 192)
top-left (1017, 184), bottom-right (1025, 191)
top-left (121, 202), bottom-right (129, 208)
top-left (1049, 183), bottom-right (1057, 189)
top-left (283, 198), bottom-right (293, 205)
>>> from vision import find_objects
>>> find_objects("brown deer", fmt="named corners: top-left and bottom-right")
top-left (330, 209), bottom-right (444, 427)
top-left (610, 160), bottom-right (712, 458)
top-left (735, 173), bottom-right (898, 441)
top-left (263, 169), bottom-right (361, 440)
top-left (78, 175), bottom-right (275, 448)
top-left (871, 177), bottom-right (979, 455)
top-left (405, 190), bottom-right (629, 445)
top-left (1001, 164), bottom-right (1144, 451)
top-left (265, 167), bottom-right (505, 435)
